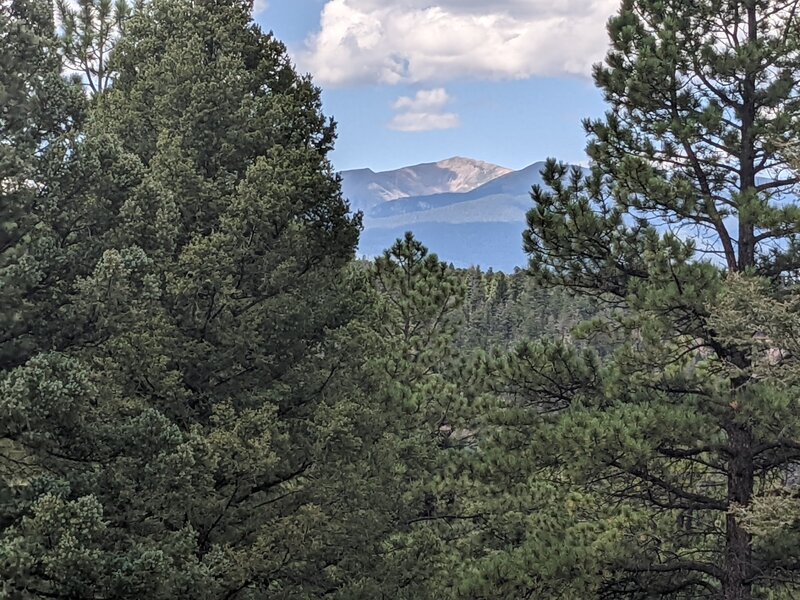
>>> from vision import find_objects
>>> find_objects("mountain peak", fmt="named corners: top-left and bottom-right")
top-left (435, 156), bottom-right (501, 166)
top-left (342, 157), bottom-right (514, 206)
top-left (432, 157), bottom-right (513, 194)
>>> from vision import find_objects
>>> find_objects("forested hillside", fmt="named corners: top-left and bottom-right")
top-left (457, 267), bottom-right (601, 350)
top-left (4, 1), bottom-right (800, 599)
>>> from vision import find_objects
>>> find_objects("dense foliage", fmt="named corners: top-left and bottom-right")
top-left (1, 0), bottom-right (365, 596)
top-left (458, 267), bottom-right (602, 350)
top-left (512, 0), bottom-right (800, 597)
top-left (4, 0), bottom-right (800, 599)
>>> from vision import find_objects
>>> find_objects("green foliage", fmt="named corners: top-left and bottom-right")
top-left (373, 233), bottom-right (465, 382)
top-left (1, 0), bottom-right (371, 597)
top-left (355, 233), bottom-right (477, 599)
top-left (0, 0), bottom-right (88, 371)
top-left (5, 0), bottom-right (800, 598)
top-left (458, 266), bottom-right (604, 351)
top-left (498, 1), bottom-right (800, 598)
top-left (55, 0), bottom-right (140, 93)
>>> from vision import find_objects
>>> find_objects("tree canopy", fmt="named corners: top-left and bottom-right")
top-left (518, 0), bottom-right (800, 598)
top-left (4, 0), bottom-right (800, 599)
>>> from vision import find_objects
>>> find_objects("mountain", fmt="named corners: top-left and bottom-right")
top-left (369, 162), bottom-right (548, 218)
top-left (341, 158), bottom-right (565, 272)
top-left (342, 157), bottom-right (513, 211)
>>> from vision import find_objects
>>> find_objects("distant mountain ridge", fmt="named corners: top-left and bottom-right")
top-left (341, 158), bottom-right (566, 271)
top-left (342, 157), bottom-right (513, 210)
top-left (369, 162), bottom-right (549, 218)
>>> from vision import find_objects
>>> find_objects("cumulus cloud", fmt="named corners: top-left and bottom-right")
top-left (253, 0), bottom-right (268, 15)
top-left (389, 88), bottom-right (460, 132)
top-left (299, 0), bottom-right (618, 86)
top-left (393, 88), bottom-right (451, 111)
top-left (389, 112), bottom-right (461, 132)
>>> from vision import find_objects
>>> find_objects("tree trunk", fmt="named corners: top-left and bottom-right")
top-left (727, 8), bottom-right (758, 590)
top-left (724, 421), bottom-right (754, 600)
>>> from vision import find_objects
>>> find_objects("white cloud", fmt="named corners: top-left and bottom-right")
top-left (253, 0), bottom-right (269, 15)
top-left (389, 111), bottom-right (461, 132)
top-left (299, 0), bottom-right (619, 86)
top-left (393, 88), bottom-right (451, 111)
top-left (389, 88), bottom-right (460, 132)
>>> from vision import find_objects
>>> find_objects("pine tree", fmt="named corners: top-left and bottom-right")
top-left (0, 0), bottom-right (78, 530)
top-left (0, 2), bottom-right (156, 597)
top-left (1, 0), bottom-right (368, 597)
top-left (501, 0), bottom-right (800, 598)
top-left (701, 282), bottom-right (800, 598)
top-left (87, 0), bottom-right (362, 591)
top-left (0, 0), bottom-right (87, 370)
top-left (55, 0), bottom-right (139, 93)
top-left (354, 233), bottom-right (477, 599)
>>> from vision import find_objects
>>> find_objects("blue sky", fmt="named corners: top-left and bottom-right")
top-left (254, 0), bottom-right (617, 173)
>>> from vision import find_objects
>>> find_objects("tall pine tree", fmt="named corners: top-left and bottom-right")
top-left (506, 0), bottom-right (800, 598)
top-left (1, 0), bottom-right (371, 597)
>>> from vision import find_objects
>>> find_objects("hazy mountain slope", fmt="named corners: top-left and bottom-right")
top-left (346, 157), bottom-right (767, 272)
top-left (367, 193), bottom-right (530, 227)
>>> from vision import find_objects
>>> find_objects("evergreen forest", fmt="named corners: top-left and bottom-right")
top-left (5, 0), bottom-right (800, 598)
